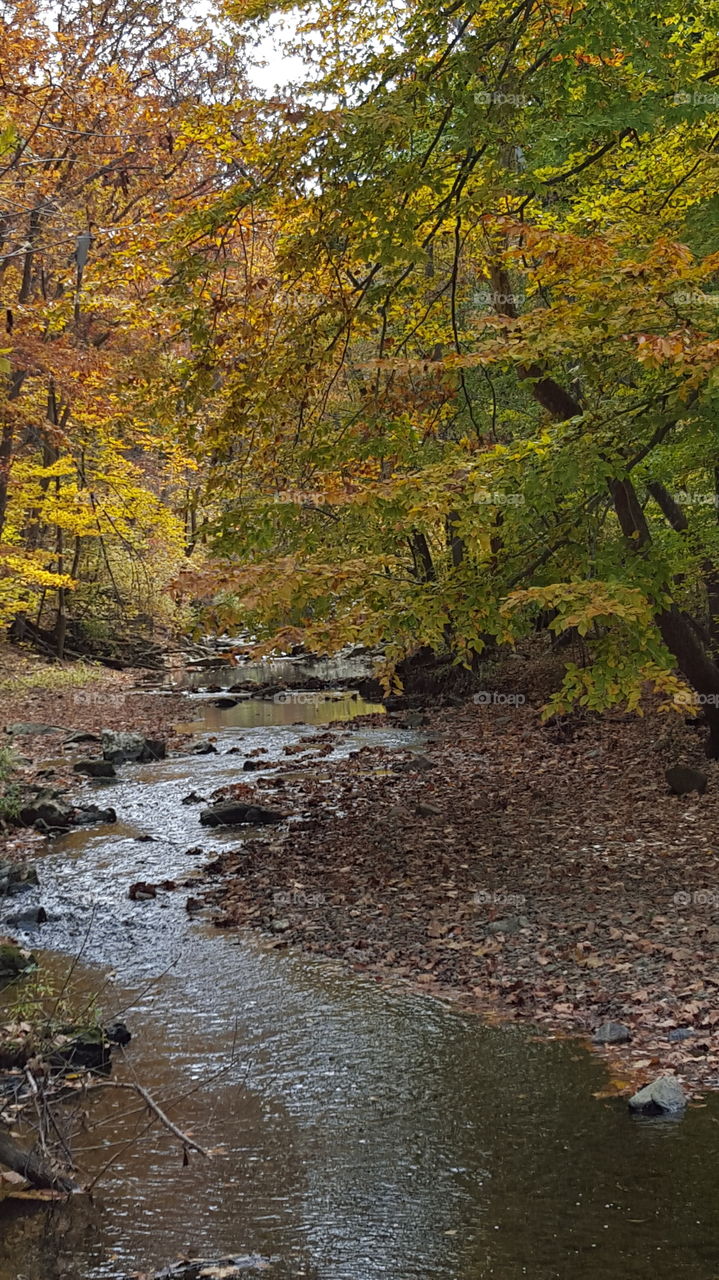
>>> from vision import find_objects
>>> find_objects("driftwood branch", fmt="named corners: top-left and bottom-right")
top-left (80, 1080), bottom-right (211, 1157)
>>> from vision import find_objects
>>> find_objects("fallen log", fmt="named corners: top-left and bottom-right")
top-left (0, 1125), bottom-right (77, 1193)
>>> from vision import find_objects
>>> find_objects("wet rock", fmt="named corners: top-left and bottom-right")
top-left (191, 741), bottom-right (218, 755)
top-left (73, 804), bottom-right (117, 825)
top-left (48, 1029), bottom-right (111, 1074)
top-left (200, 802), bottom-right (286, 828)
top-left (665, 764), bottom-right (707, 795)
top-left (136, 834), bottom-right (155, 842)
top-left (242, 759), bottom-right (262, 771)
top-left (153, 1258), bottom-right (274, 1279)
top-left (5, 722), bottom-right (62, 736)
top-left (0, 940), bottom-right (35, 982)
top-left (18, 796), bottom-right (74, 830)
top-left (181, 791), bottom-right (206, 805)
top-left (5, 906), bottom-right (47, 929)
top-left (628, 1075), bottom-right (686, 1115)
top-left (184, 845), bottom-right (204, 856)
top-left (128, 881), bottom-right (157, 901)
top-left (593, 1021), bottom-right (631, 1045)
top-left (101, 730), bottom-right (166, 763)
top-left (0, 861), bottom-right (39, 894)
top-left (396, 754), bottom-right (434, 772)
top-left (104, 1021), bottom-right (131, 1046)
top-left (73, 759), bottom-right (117, 779)
top-left (271, 918), bottom-right (291, 933)
top-left (212, 696), bottom-right (239, 708)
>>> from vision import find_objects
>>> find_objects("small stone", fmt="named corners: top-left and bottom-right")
top-left (191, 741), bottom-right (217, 755)
top-left (271, 918), bottom-right (290, 933)
top-left (181, 791), bottom-right (206, 805)
top-left (593, 1021), bottom-right (631, 1045)
top-left (628, 1075), bottom-right (686, 1114)
top-left (667, 1027), bottom-right (696, 1043)
top-left (485, 915), bottom-right (522, 935)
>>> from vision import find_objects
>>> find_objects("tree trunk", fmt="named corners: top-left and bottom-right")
top-left (0, 1126), bottom-right (76, 1194)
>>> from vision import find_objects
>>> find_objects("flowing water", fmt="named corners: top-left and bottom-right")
top-left (1, 688), bottom-right (719, 1280)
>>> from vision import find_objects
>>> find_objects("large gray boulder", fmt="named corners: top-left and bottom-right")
top-left (628, 1076), bottom-right (686, 1115)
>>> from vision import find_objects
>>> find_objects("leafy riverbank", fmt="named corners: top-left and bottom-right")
top-left (196, 698), bottom-right (719, 1093)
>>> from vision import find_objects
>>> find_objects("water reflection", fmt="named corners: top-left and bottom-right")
top-left (1, 693), bottom-right (718, 1280)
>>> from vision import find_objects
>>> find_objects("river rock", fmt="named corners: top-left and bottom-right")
top-left (5, 722), bottom-right (62, 736)
top-left (593, 1021), bottom-right (631, 1045)
top-left (19, 796), bottom-right (74, 830)
top-left (0, 862), bottom-right (39, 894)
top-left (181, 791), bottom-right (206, 805)
top-left (73, 804), bottom-right (117, 825)
top-left (101, 730), bottom-right (166, 763)
top-left (0, 940), bottom-right (35, 982)
top-left (665, 765), bottom-right (707, 795)
top-left (191, 741), bottom-right (217, 755)
top-left (628, 1075), bottom-right (686, 1114)
top-left (153, 1258), bottom-right (274, 1279)
top-left (73, 759), bottom-right (117, 778)
top-left (199, 802), bottom-right (286, 827)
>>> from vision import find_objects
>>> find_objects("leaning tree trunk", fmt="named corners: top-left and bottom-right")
top-left (0, 1125), bottom-right (76, 1193)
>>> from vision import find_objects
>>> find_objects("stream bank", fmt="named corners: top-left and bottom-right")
top-left (1, 658), bottom-right (719, 1278)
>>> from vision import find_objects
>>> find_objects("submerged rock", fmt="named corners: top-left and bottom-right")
top-left (199, 802), bottom-right (286, 828)
top-left (191, 741), bottom-right (218, 755)
top-left (628, 1075), bottom-right (686, 1115)
top-left (153, 1259), bottom-right (274, 1279)
top-left (593, 1021), bottom-right (631, 1045)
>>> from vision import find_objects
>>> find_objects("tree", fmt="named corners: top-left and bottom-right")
top-left (172, 0), bottom-right (719, 742)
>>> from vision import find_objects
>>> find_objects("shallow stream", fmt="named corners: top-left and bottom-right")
top-left (1, 686), bottom-right (718, 1280)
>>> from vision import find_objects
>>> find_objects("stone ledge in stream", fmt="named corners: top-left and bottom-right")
top-left (150, 1258), bottom-right (280, 1279)
top-left (101, 729), bottom-right (167, 763)
top-left (199, 802), bottom-right (287, 827)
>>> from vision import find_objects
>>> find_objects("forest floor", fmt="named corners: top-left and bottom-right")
top-left (198, 689), bottom-right (719, 1094)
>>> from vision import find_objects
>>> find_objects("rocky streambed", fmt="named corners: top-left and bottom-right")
top-left (0, 680), bottom-right (719, 1279)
